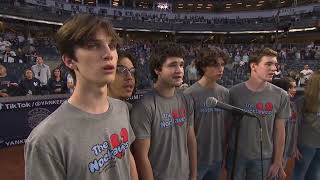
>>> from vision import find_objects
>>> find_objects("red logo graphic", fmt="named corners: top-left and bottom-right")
top-left (171, 108), bottom-right (186, 126)
top-left (255, 102), bottom-right (273, 111)
top-left (256, 103), bottom-right (264, 110)
top-left (265, 102), bottom-right (273, 111)
top-left (110, 128), bottom-right (129, 158)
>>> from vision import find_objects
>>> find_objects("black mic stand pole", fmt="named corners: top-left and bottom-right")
top-left (231, 114), bottom-right (244, 180)
top-left (231, 114), bottom-right (263, 180)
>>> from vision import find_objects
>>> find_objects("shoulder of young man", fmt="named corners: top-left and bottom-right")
top-left (26, 104), bottom-right (67, 148)
top-left (108, 97), bottom-right (129, 110)
top-left (183, 82), bottom-right (199, 94)
top-left (268, 82), bottom-right (288, 96)
top-left (229, 82), bottom-right (245, 93)
top-left (131, 90), bottom-right (157, 108)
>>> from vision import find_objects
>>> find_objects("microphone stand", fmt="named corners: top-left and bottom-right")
top-left (231, 114), bottom-right (263, 180)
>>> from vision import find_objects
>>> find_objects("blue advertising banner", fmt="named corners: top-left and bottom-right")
top-left (0, 90), bottom-right (148, 149)
top-left (0, 95), bottom-right (69, 149)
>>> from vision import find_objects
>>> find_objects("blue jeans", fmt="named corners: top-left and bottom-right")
top-left (226, 150), bottom-right (272, 180)
top-left (292, 145), bottom-right (320, 180)
top-left (197, 161), bottom-right (223, 180)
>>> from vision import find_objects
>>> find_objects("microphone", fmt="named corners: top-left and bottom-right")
top-left (205, 97), bottom-right (257, 118)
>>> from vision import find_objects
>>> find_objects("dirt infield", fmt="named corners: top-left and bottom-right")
top-left (0, 145), bottom-right (295, 180)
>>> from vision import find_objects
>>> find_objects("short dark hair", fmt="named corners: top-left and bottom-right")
top-left (24, 68), bottom-right (33, 78)
top-left (284, 77), bottom-right (296, 88)
top-left (271, 77), bottom-right (295, 91)
top-left (195, 47), bottom-right (229, 77)
top-left (249, 48), bottom-right (278, 72)
top-left (118, 51), bottom-right (136, 68)
top-left (149, 44), bottom-right (184, 82)
top-left (55, 14), bottom-right (121, 81)
top-left (271, 78), bottom-right (290, 91)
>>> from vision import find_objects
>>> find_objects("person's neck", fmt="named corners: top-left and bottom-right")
top-left (55, 77), bottom-right (61, 81)
top-left (68, 81), bottom-right (109, 114)
top-left (0, 73), bottom-right (6, 78)
top-left (245, 76), bottom-right (268, 92)
top-left (198, 76), bottom-right (217, 88)
top-left (108, 90), bottom-right (121, 100)
top-left (154, 81), bottom-right (175, 98)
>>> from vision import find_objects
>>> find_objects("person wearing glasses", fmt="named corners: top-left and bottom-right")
top-left (108, 52), bottom-right (136, 109)
top-left (184, 47), bottom-right (229, 180)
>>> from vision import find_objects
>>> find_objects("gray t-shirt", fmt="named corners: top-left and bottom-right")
top-left (284, 100), bottom-right (299, 158)
top-left (299, 96), bottom-right (320, 148)
top-left (25, 98), bottom-right (135, 180)
top-left (130, 90), bottom-right (194, 180)
top-left (184, 82), bottom-right (229, 165)
top-left (229, 82), bottom-right (290, 159)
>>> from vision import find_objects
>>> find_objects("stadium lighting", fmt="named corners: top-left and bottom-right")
top-left (246, 4), bottom-right (252, 7)
top-left (207, 4), bottom-right (213, 6)
top-left (257, 4), bottom-right (262, 6)
top-left (237, 2), bottom-right (243, 5)
top-left (198, 4), bottom-right (203, 6)
top-left (281, 1), bottom-right (286, 3)
top-left (187, 4), bottom-right (193, 6)
top-left (258, 1), bottom-right (264, 3)
top-left (157, 3), bottom-right (169, 10)
top-left (226, 3), bottom-right (232, 6)
top-left (206, 7), bottom-right (212, 9)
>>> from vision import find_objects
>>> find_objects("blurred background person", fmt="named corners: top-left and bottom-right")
top-left (47, 67), bottom-right (66, 94)
top-left (31, 55), bottom-right (51, 86)
top-left (292, 70), bottom-right (320, 180)
top-left (0, 64), bottom-right (19, 97)
top-left (19, 68), bottom-right (41, 95)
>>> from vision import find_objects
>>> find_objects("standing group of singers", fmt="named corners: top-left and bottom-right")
top-left (24, 14), bottom-right (320, 180)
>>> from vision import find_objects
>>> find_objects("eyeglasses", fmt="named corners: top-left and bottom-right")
top-left (116, 65), bottom-right (135, 77)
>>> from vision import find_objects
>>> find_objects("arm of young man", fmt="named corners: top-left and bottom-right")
top-left (132, 139), bottom-right (154, 180)
top-left (268, 119), bottom-right (286, 179)
top-left (268, 90), bottom-right (290, 179)
top-left (130, 98), bottom-right (154, 180)
top-left (185, 94), bottom-right (197, 180)
top-left (187, 126), bottom-right (197, 180)
top-left (129, 150), bottom-right (139, 180)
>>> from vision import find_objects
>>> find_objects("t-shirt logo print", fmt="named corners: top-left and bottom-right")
top-left (110, 128), bottom-right (129, 158)
top-left (171, 109), bottom-right (186, 126)
top-left (88, 128), bottom-right (130, 173)
top-left (160, 108), bottom-right (187, 128)
top-left (256, 102), bottom-right (273, 111)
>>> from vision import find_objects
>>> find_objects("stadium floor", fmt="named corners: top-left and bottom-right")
top-left (0, 145), bottom-right (295, 180)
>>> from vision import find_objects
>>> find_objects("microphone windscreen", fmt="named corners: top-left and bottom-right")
top-left (205, 97), bottom-right (218, 107)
